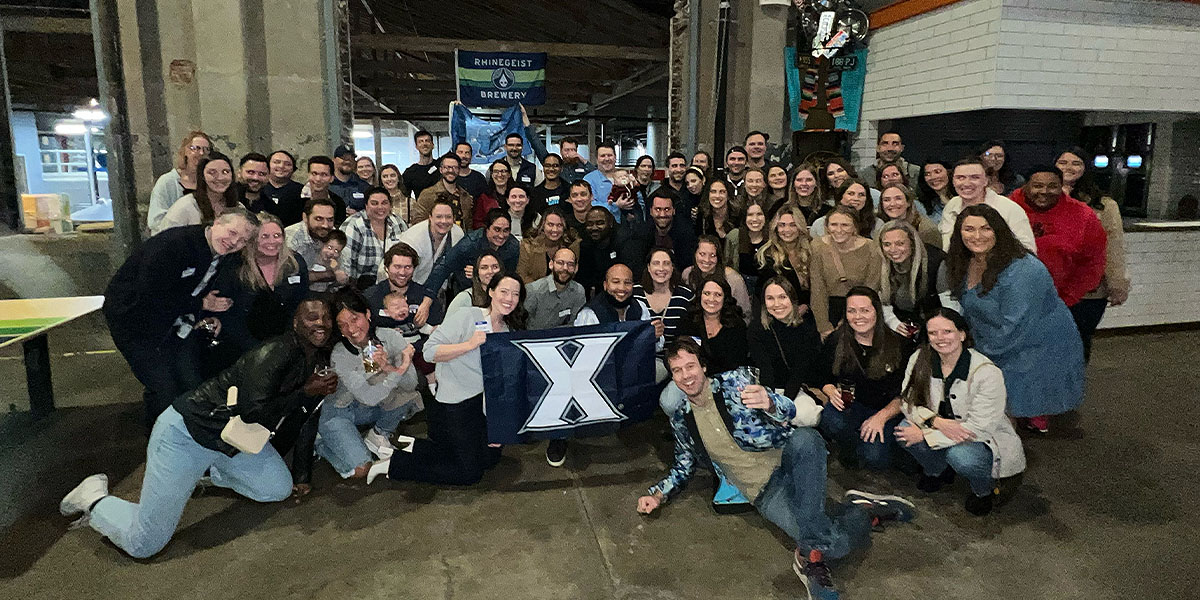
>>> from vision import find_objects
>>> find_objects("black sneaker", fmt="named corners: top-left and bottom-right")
top-left (964, 491), bottom-right (995, 516)
top-left (793, 549), bottom-right (839, 600)
top-left (917, 467), bottom-right (956, 493)
top-left (546, 439), bottom-right (568, 467)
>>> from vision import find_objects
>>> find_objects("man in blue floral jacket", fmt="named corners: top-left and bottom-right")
top-left (637, 337), bottom-right (916, 600)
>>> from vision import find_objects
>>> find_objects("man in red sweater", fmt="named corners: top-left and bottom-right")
top-left (1010, 165), bottom-right (1107, 310)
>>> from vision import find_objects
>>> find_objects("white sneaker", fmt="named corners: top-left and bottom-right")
top-left (363, 429), bottom-right (396, 459)
top-left (60, 474), bottom-right (109, 518)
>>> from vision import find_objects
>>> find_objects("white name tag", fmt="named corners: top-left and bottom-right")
top-left (311, 264), bottom-right (327, 272)
top-left (474, 319), bottom-right (493, 333)
top-left (379, 308), bottom-right (390, 317)
top-left (558, 308), bottom-right (571, 317)
top-left (428, 165), bottom-right (438, 174)
top-left (181, 267), bottom-right (196, 278)
top-left (287, 275), bottom-right (301, 284)
top-left (520, 176), bottom-right (532, 183)
top-left (609, 251), bottom-right (617, 259)
top-left (546, 195), bottom-right (560, 205)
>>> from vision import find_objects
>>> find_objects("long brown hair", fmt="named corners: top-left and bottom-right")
top-left (901, 307), bottom-right (973, 411)
top-left (685, 273), bottom-right (744, 330)
top-left (759, 276), bottom-right (805, 329)
top-left (877, 220), bottom-right (929, 308)
top-left (787, 163), bottom-right (823, 210)
top-left (194, 153), bottom-right (241, 224)
top-left (946, 204), bottom-right (1030, 297)
top-left (686, 235), bottom-right (730, 292)
top-left (834, 179), bottom-right (876, 238)
top-left (469, 250), bottom-right (506, 308)
top-left (832, 286), bottom-right (904, 379)
top-left (238, 212), bottom-right (300, 291)
top-left (641, 247), bottom-right (683, 291)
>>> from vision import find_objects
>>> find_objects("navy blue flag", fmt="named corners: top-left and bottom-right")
top-left (450, 104), bottom-right (529, 166)
top-left (456, 50), bottom-right (546, 107)
top-left (480, 321), bottom-right (659, 444)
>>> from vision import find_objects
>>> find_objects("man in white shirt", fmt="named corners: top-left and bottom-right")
top-left (940, 159), bottom-right (1037, 253)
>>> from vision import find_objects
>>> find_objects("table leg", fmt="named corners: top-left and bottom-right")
top-left (24, 334), bottom-right (54, 415)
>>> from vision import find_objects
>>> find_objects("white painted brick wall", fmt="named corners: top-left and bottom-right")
top-left (1099, 231), bottom-right (1200, 328)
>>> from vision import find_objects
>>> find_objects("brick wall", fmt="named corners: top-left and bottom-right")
top-left (1099, 230), bottom-right (1200, 329)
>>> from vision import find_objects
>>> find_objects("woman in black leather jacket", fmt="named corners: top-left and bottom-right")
top-left (59, 298), bottom-right (337, 559)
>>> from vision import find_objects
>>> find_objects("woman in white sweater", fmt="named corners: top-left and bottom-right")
top-left (893, 307), bottom-right (1025, 516)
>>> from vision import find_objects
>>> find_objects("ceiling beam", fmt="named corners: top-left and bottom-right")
top-left (350, 34), bottom-right (667, 62)
top-left (570, 64), bottom-right (667, 116)
top-left (0, 16), bottom-right (91, 34)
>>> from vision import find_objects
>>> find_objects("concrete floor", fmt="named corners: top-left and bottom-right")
top-left (2, 318), bottom-right (1198, 599)
top-left (1, 233), bottom-right (1198, 599)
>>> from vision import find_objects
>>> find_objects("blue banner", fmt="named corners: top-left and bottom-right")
top-left (480, 321), bottom-right (659, 444)
top-left (457, 50), bottom-right (546, 107)
top-left (785, 46), bottom-right (868, 132)
top-left (450, 104), bottom-right (528, 165)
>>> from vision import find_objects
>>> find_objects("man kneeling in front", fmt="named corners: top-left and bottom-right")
top-left (637, 337), bottom-right (915, 600)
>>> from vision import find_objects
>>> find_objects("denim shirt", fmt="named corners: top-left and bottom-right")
top-left (648, 367), bottom-right (797, 501)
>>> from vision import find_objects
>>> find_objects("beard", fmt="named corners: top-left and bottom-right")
top-left (607, 293), bottom-right (632, 308)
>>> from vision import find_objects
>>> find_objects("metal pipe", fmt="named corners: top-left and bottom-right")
top-left (687, 0), bottom-right (700, 153)
top-left (713, 0), bottom-right (732, 157)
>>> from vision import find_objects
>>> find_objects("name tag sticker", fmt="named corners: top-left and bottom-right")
top-left (311, 264), bottom-right (327, 272)
top-left (353, 192), bottom-right (364, 199)
top-left (558, 308), bottom-right (572, 317)
top-left (474, 319), bottom-right (493, 333)
top-left (428, 165), bottom-right (438, 174)
top-left (181, 267), bottom-right (196, 278)
top-left (520, 176), bottom-right (532, 183)
top-left (379, 308), bottom-right (390, 317)
top-left (609, 251), bottom-right (617, 259)
top-left (287, 275), bottom-right (301, 284)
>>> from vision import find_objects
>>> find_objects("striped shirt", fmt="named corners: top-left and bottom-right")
top-left (633, 284), bottom-right (694, 356)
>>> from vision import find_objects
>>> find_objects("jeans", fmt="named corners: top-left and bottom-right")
top-left (754, 428), bottom-right (872, 560)
top-left (902, 431), bottom-right (995, 496)
top-left (1070, 298), bottom-right (1108, 364)
top-left (819, 401), bottom-right (902, 470)
top-left (316, 401), bottom-right (418, 476)
top-left (386, 394), bottom-right (500, 486)
top-left (89, 407), bottom-right (293, 558)
top-left (111, 331), bottom-right (202, 430)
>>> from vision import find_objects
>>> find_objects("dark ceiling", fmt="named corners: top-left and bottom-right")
top-left (347, 0), bottom-right (676, 128)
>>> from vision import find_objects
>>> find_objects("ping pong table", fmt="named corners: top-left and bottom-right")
top-left (0, 296), bottom-right (105, 415)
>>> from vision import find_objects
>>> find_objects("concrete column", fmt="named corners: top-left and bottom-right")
top-left (745, 2), bottom-right (789, 145)
top-left (0, 26), bottom-right (21, 231)
top-left (115, 0), bottom-right (349, 225)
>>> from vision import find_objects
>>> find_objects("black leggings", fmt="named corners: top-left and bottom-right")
top-left (387, 394), bottom-right (501, 486)
top-left (1070, 298), bottom-right (1108, 364)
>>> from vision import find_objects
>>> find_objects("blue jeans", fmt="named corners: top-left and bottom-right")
top-left (901, 429), bottom-right (995, 496)
top-left (89, 406), bottom-right (293, 558)
top-left (819, 401), bottom-right (902, 470)
top-left (316, 401), bottom-right (418, 476)
top-left (754, 428), bottom-right (872, 560)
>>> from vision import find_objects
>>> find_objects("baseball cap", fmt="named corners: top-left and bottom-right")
top-left (333, 144), bottom-right (355, 158)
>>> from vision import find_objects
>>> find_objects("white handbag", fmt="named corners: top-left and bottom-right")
top-left (219, 386), bottom-right (271, 454)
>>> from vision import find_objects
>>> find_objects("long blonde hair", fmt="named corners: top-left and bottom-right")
top-left (238, 212), bottom-right (300, 291)
top-left (756, 204), bottom-right (811, 284)
top-left (877, 219), bottom-right (928, 308)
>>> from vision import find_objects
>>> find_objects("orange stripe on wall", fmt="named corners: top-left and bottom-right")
top-left (869, 0), bottom-right (964, 30)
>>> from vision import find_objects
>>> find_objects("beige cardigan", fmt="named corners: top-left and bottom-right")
top-left (809, 237), bottom-right (883, 334)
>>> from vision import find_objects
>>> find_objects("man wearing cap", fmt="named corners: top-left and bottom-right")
top-left (330, 144), bottom-right (372, 212)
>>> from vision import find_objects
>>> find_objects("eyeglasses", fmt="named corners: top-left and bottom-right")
top-left (189, 145), bottom-right (211, 153)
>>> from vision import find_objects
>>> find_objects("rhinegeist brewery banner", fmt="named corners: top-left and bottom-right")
top-left (479, 321), bottom-right (658, 444)
top-left (456, 50), bottom-right (547, 107)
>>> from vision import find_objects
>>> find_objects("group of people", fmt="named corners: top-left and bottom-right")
top-left (59, 125), bottom-right (1127, 599)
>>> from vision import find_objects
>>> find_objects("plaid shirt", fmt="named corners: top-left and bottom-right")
top-left (649, 367), bottom-right (797, 501)
top-left (339, 212), bottom-right (408, 281)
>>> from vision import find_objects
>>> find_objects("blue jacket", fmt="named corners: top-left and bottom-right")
top-left (649, 367), bottom-right (797, 503)
top-left (422, 228), bottom-right (520, 298)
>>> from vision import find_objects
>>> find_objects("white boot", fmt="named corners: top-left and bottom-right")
top-left (60, 473), bottom-right (109, 526)
top-left (366, 459), bottom-right (391, 485)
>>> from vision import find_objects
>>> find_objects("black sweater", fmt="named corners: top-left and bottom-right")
top-left (748, 315), bottom-right (823, 399)
top-left (816, 329), bottom-right (909, 411)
